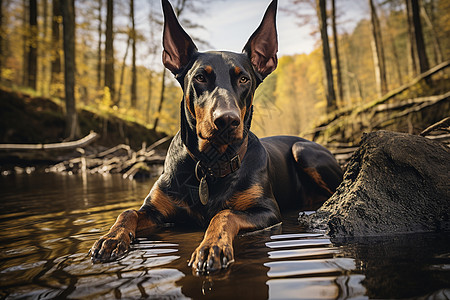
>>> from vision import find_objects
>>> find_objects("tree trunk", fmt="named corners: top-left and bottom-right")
top-left (116, 35), bottom-right (130, 106)
top-left (22, 0), bottom-right (28, 86)
top-left (40, 0), bottom-right (49, 95)
top-left (146, 4), bottom-right (156, 124)
top-left (152, 0), bottom-right (190, 130)
top-left (97, 0), bottom-right (102, 88)
top-left (406, 0), bottom-right (430, 78)
top-left (0, 0), bottom-right (3, 72)
top-left (390, 36), bottom-right (403, 87)
top-left (80, 38), bottom-right (90, 101)
top-left (420, 6), bottom-right (442, 64)
top-left (369, 0), bottom-right (388, 97)
top-left (104, 0), bottom-right (115, 102)
top-left (341, 41), bottom-right (352, 104)
top-left (405, 0), bottom-right (417, 76)
top-left (62, 0), bottom-right (79, 139)
top-left (316, 0), bottom-right (336, 113)
top-left (386, 17), bottom-right (403, 86)
top-left (153, 68), bottom-right (166, 130)
top-left (130, 0), bottom-right (137, 108)
top-left (51, 0), bottom-right (62, 95)
top-left (27, 0), bottom-right (37, 90)
top-left (331, 0), bottom-right (343, 106)
top-left (409, 0), bottom-right (429, 75)
top-left (146, 69), bottom-right (153, 124)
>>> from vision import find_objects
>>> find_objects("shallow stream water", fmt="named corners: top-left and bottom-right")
top-left (0, 173), bottom-right (449, 299)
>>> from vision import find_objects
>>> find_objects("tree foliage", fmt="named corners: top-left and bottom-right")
top-left (0, 0), bottom-right (448, 141)
top-left (254, 0), bottom-right (450, 138)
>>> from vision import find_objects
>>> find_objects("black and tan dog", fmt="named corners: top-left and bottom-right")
top-left (90, 0), bottom-right (342, 273)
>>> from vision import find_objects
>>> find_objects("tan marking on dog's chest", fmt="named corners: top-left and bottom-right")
top-left (228, 184), bottom-right (263, 211)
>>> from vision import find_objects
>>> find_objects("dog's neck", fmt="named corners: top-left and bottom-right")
top-left (180, 100), bottom-right (252, 178)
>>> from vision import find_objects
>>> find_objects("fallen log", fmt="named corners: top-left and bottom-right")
top-left (425, 133), bottom-right (450, 143)
top-left (374, 92), bottom-right (450, 113)
top-left (372, 92), bottom-right (450, 129)
top-left (356, 60), bottom-right (450, 114)
top-left (0, 131), bottom-right (99, 151)
top-left (308, 61), bottom-right (450, 143)
top-left (314, 61), bottom-right (450, 129)
top-left (420, 117), bottom-right (450, 136)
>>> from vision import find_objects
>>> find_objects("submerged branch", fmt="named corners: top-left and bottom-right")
top-left (47, 136), bottom-right (170, 180)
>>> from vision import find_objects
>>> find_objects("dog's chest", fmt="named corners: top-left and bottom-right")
top-left (165, 168), bottom-right (237, 220)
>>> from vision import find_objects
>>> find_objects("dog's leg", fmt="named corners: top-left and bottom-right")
top-left (90, 186), bottom-right (176, 262)
top-left (89, 209), bottom-right (156, 262)
top-left (188, 208), bottom-right (277, 273)
top-left (292, 141), bottom-right (343, 208)
top-left (188, 210), bottom-right (252, 273)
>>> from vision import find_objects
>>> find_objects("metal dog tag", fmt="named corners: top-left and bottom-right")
top-left (199, 176), bottom-right (209, 205)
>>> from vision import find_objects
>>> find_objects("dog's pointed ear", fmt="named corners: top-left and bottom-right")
top-left (243, 0), bottom-right (278, 80)
top-left (162, 0), bottom-right (198, 75)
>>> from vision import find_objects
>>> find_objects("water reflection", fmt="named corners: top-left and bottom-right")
top-left (0, 173), bottom-right (449, 299)
top-left (267, 275), bottom-right (367, 300)
top-left (2, 226), bottom-right (185, 298)
top-left (39, 248), bottom-right (185, 299)
top-left (333, 234), bottom-right (450, 299)
top-left (265, 233), bottom-right (367, 300)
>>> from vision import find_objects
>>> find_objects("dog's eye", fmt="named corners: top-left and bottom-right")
top-left (239, 76), bottom-right (250, 84)
top-left (194, 74), bottom-right (206, 83)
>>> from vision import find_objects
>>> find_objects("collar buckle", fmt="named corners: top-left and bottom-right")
top-left (230, 155), bottom-right (241, 173)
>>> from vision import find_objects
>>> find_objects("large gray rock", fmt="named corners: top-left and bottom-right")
top-left (299, 131), bottom-right (450, 237)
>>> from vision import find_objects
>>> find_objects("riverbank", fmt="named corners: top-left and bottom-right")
top-left (0, 87), bottom-right (169, 174)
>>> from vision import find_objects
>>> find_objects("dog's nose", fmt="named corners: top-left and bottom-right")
top-left (213, 111), bottom-right (240, 130)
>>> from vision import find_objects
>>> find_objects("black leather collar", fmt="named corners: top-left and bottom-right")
top-left (186, 136), bottom-right (248, 179)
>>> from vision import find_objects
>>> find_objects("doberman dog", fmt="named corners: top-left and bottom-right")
top-left (90, 0), bottom-right (342, 274)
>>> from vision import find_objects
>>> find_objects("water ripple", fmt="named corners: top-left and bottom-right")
top-left (265, 258), bottom-right (356, 278)
top-left (266, 238), bottom-right (332, 249)
top-left (270, 233), bottom-right (325, 240)
top-left (268, 247), bottom-right (339, 259)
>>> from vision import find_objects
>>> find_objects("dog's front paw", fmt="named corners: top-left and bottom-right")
top-left (188, 239), bottom-right (234, 274)
top-left (89, 228), bottom-right (133, 263)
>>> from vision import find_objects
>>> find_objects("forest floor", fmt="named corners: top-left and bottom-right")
top-left (0, 87), bottom-right (169, 175)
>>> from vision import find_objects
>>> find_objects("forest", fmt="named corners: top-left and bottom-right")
top-left (0, 0), bottom-right (449, 151)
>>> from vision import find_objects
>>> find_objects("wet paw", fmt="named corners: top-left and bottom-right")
top-left (89, 230), bottom-right (133, 263)
top-left (188, 241), bottom-right (234, 274)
